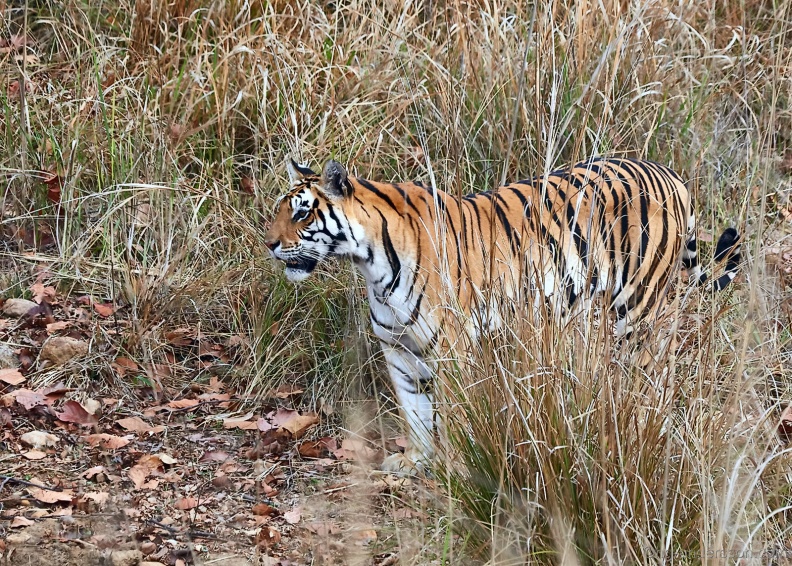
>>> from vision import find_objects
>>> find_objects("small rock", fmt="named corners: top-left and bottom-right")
top-left (20, 430), bottom-right (59, 449)
top-left (0, 342), bottom-right (19, 368)
top-left (2, 298), bottom-right (37, 318)
top-left (40, 336), bottom-right (89, 365)
top-left (5, 531), bottom-right (34, 545)
top-left (110, 549), bottom-right (143, 566)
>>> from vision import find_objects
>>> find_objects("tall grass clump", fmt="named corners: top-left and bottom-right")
top-left (1, 0), bottom-right (791, 562)
top-left (437, 283), bottom-right (791, 564)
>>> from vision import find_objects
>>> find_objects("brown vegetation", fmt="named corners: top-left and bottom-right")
top-left (1, 0), bottom-right (791, 564)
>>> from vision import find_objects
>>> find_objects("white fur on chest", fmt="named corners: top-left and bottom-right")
top-left (367, 285), bottom-right (426, 352)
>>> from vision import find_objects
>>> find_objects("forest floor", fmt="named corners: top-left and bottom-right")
top-left (0, 288), bottom-right (439, 566)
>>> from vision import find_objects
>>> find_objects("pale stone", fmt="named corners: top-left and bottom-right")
top-left (20, 430), bottom-right (59, 449)
top-left (2, 298), bottom-right (37, 317)
top-left (40, 336), bottom-right (89, 365)
top-left (0, 342), bottom-right (18, 368)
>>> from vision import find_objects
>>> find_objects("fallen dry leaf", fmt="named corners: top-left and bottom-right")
top-left (164, 327), bottom-right (195, 346)
top-left (289, 414), bottom-right (323, 439)
top-left (23, 450), bottom-right (48, 460)
top-left (255, 526), bottom-right (281, 549)
top-left (128, 454), bottom-right (165, 490)
top-left (13, 389), bottom-right (47, 410)
top-left (128, 467), bottom-right (150, 490)
top-left (45, 321), bottom-right (69, 334)
top-left (246, 428), bottom-right (292, 459)
top-left (30, 283), bottom-right (56, 305)
top-left (10, 516), bottom-right (34, 528)
top-left (224, 413), bottom-right (259, 430)
top-left (7, 81), bottom-right (21, 97)
top-left (51, 507), bottom-right (72, 518)
top-left (296, 440), bottom-right (327, 459)
top-left (273, 384), bottom-right (304, 399)
top-left (27, 487), bottom-right (73, 504)
top-left (167, 399), bottom-right (200, 409)
top-left (93, 302), bottom-right (116, 317)
top-left (82, 397), bottom-right (101, 415)
top-left (199, 450), bottom-right (230, 463)
top-left (320, 437), bottom-right (339, 451)
top-left (82, 465), bottom-right (106, 479)
top-left (697, 231), bottom-right (714, 243)
top-left (0, 368), bottom-right (25, 385)
top-left (200, 342), bottom-right (223, 359)
top-left (283, 507), bottom-right (302, 525)
top-left (55, 400), bottom-right (98, 426)
top-left (0, 34), bottom-right (26, 53)
top-left (252, 503), bottom-right (277, 516)
top-left (258, 408), bottom-right (319, 438)
top-left (175, 497), bottom-right (199, 510)
top-left (81, 492), bottom-right (109, 507)
top-left (116, 416), bottom-right (164, 434)
top-left (42, 171), bottom-right (62, 204)
top-left (156, 453), bottom-right (177, 465)
top-left (84, 433), bottom-right (130, 449)
top-left (40, 382), bottom-right (73, 400)
top-left (197, 392), bottom-right (231, 403)
top-left (256, 417), bottom-right (275, 432)
top-left (240, 176), bottom-right (255, 195)
top-left (333, 438), bottom-right (381, 463)
top-left (112, 357), bottom-right (139, 378)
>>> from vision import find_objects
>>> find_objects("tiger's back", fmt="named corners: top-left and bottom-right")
top-left (354, 157), bottom-right (702, 339)
top-left (467, 157), bottom-right (696, 334)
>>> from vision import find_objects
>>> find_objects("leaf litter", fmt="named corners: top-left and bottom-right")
top-left (0, 284), bottom-right (434, 565)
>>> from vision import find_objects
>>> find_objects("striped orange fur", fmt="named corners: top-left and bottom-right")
top-left (265, 157), bottom-right (740, 472)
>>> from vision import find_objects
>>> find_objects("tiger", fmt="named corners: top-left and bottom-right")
top-left (264, 156), bottom-right (741, 473)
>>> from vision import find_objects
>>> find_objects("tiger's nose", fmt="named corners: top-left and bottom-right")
top-left (264, 239), bottom-right (278, 251)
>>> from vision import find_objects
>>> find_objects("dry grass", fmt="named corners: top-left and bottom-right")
top-left (2, 0), bottom-right (791, 563)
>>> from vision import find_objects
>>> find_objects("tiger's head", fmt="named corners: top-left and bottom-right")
top-left (264, 158), bottom-right (354, 282)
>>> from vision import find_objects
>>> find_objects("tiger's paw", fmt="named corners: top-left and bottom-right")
top-left (380, 450), bottom-right (427, 476)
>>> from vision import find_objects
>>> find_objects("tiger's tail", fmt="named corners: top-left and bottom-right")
top-left (682, 227), bottom-right (741, 292)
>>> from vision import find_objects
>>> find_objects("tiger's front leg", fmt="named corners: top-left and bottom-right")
top-left (378, 343), bottom-right (435, 475)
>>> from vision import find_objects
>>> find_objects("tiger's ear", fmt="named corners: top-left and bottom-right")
top-left (321, 160), bottom-right (352, 199)
top-left (285, 157), bottom-right (316, 184)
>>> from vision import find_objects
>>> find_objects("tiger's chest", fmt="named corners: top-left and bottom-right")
top-left (366, 285), bottom-right (431, 354)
